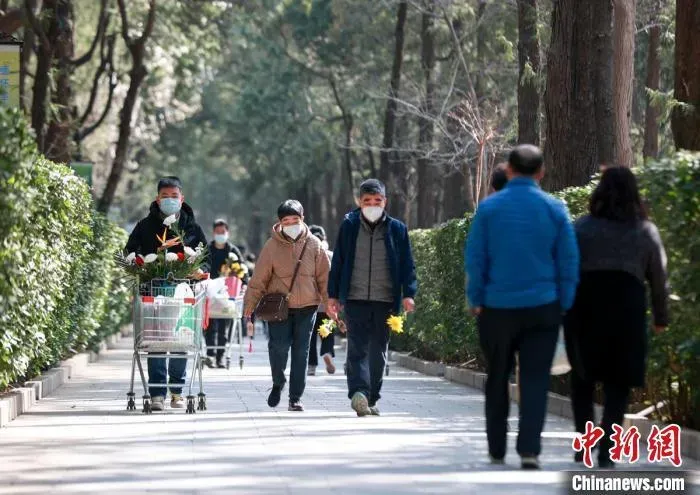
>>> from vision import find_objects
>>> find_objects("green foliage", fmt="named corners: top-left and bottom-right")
top-left (394, 217), bottom-right (482, 367)
top-left (0, 107), bottom-right (130, 389)
top-left (404, 155), bottom-right (700, 428)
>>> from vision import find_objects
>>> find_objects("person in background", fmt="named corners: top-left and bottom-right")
top-left (328, 179), bottom-right (417, 417)
top-left (465, 145), bottom-right (579, 469)
top-left (243, 200), bottom-right (330, 412)
top-left (125, 176), bottom-right (209, 411)
top-left (307, 225), bottom-right (336, 376)
top-left (490, 162), bottom-right (509, 194)
top-left (205, 219), bottom-right (246, 368)
top-left (564, 167), bottom-right (669, 468)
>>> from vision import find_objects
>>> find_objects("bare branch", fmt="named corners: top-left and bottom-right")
top-left (24, 0), bottom-right (49, 50)
top-left (77, 32), bottom-right (115, 129)
top-left (116, 0), bottom-right (131, 46)
top-left (136, 0), bottom-right (156, 46)
top-left (71, 0), bottom-right (109, 67)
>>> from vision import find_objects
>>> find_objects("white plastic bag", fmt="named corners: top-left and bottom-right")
top-left (550, 326), bottom-right (571, 375)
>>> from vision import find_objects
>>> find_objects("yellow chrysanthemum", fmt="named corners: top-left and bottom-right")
top-left (318, 319), bottom-right (336, 339)
top-left (387, 315), bottom-right (404, 334)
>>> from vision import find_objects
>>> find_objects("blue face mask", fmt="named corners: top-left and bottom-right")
top-left (159, 198), bottom-right (181, 216)
top-left (214, 233), bottom-right (228, 244)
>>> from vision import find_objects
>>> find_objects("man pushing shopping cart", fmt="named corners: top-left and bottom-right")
top-left (123, 176), bottom-right (210, 413)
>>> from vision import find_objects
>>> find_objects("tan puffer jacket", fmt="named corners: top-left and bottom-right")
top-left (244, 223), bottom-right (330, 315)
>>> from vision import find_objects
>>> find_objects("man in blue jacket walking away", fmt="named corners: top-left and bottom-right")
top-left (328, 179), bottom-right (417, 417)
top-left (465, 145), bottom-right (580, 470)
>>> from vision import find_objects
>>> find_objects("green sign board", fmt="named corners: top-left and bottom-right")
top-left (70, 162), bottom-right (93, 187)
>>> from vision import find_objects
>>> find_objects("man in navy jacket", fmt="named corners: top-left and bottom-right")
top-left (328, 179), bottom-right (417, 417)
top-left (465, 145), bottom-right (579, 469)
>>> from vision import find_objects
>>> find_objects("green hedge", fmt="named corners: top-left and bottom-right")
top-left (0, 108), bottom-right (130, 390)
top-left (400, 153), bottom-right (700, 428)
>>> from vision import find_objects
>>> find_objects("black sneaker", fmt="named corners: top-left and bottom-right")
top-left (216, 362), bottom-right (226, 369)
top-left (267, 384), bottom-right (283, 408)
top-left (288, 400), bottom-right (304, 412)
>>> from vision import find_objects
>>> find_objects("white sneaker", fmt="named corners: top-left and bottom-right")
top-left (170, 394), bottom-right (185, 408)
top-left (351, 392), bottom-right (371, 417)
top-left (307, 366), bottom-right (316, 376)
top-left (151, 396), bottom-right (165, 411)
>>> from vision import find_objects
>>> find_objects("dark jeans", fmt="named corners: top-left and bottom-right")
top-left (268, 306), bottom-right (317, 402)
top-left (344, 301), bottom-right (393, 406)
top-left (308, 312), bottom-right (335, 367)
top-left (206, 318), bottom-right (230, 362)
top-left (477, 302), bottom-right (561, 458)
top-left (571, 373), bottom-right (630, 463)
top-left (147, 353), bottom-right (187, 397)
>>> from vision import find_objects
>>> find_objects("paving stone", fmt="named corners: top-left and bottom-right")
top-left (0, 336), bottom-right (696, 495)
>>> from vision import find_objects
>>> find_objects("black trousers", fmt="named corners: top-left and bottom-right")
top-left (308, 312), bottom-right (335, 367)
top-left (206, 318), bottom-right (231, 362)
top-left (477, 302), bottom-right (561, 459)
top-left (571, 373), bottom-right (631, 463)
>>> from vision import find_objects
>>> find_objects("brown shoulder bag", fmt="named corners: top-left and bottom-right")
top-left (254, 239), bottom-right (309, 322)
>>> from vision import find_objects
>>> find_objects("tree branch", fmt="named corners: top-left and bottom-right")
top-left (77, 32), bottom-right (114, 129)
top-left (135, 0), bottom-right (156, 47)
top-left (116, 0), bottom-right (131, 46)
top-left (23, 0), bottom-right (49, 50)
top-left (71, 0), bottom-right (108, 67)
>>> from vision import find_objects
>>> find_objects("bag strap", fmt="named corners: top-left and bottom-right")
top-left (286, 239), bottom-right (309, 299)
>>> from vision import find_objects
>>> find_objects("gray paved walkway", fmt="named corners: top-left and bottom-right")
top-left (1, 336), bottom-right (696, 494)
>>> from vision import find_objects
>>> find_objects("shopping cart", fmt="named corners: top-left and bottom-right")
top-left (127, 276), bottom-right (207, 414)
top-left (205, 277), bottom-right (246, 370)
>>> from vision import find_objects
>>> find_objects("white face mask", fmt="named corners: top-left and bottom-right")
top-left (282, 224), bottom-right (302, 240)
top-left (362, 206), bottom-right (384, 224)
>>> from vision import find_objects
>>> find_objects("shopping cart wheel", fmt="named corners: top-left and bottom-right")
top-left (197, 392), bottom-right (207, 411)
top-left (126, 392), bottom-right (136, 411)
top-left (239, 356), bottom-right (244, 369)
top-left (226, 358), bottom-right (231, 370)
top-left (186, 395), bottom-right (196, 414)
top-left (142, 395), bottom-right (152, 414)
top-left (385, 365), bottom-right (390, 376)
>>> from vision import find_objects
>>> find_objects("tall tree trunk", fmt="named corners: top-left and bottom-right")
top-left (20, 26), bottom-right (34, 113)
top-left (31, 44), bottom-right (52, 153)
top-left (544, 0), bottom-right (614, 190)
top-left (417, 0), bottom-right (436, 228)
top-left (517, 0), bottom-right (540, 145)
top-left (475, 0), bottom-right (487, 99)
top-left (98, 0), bottom-right (156, 213)
top-left (379, 1), bottom-right (407, 185)
top-left (45, 0), bottom-right (74, 163)
top-left (671, 0), bottom-right (700, 150)
top-left (643, 1), bottom-right (662, 159)
top-left (612, 0), bottom-right (636, 167)
top-left (443, 167), bottom-right (464, 220)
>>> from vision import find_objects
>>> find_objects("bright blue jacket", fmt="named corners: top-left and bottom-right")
top-left (465, 177), bottom-right (580, 311)
top-left (328, 209), bottom-right (417, 314)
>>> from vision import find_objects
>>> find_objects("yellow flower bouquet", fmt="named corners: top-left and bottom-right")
top-left (387, 314), bottom-right (405, 334)
top-left (317, 318), bottom-right (337, 339)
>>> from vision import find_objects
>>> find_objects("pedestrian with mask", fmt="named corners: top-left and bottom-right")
top-left (328, 179), bottom-right (417, 417)
top-left (205, 219), bottom-right (246, 368)
top-left (465, 145), bottom-right (579, 469)
top-left (243, 200), bottom-right (330, 411)
top-left (307, 225), bottom-right (336, 375)
top-left (125, 176), bottom-right (209, 411)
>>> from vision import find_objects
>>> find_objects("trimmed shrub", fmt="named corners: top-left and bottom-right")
top-left (0, 107), bottom-right (130, 390)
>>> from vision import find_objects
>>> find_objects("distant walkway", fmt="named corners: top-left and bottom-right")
top-left (0, 337), bottom-right (697, 495)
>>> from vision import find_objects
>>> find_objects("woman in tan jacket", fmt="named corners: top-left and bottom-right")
top-left (243, 200), bottom-right (330, 411)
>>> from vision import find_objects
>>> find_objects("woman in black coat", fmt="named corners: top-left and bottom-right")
top-left (564, 167), bottom-right (669, 468)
